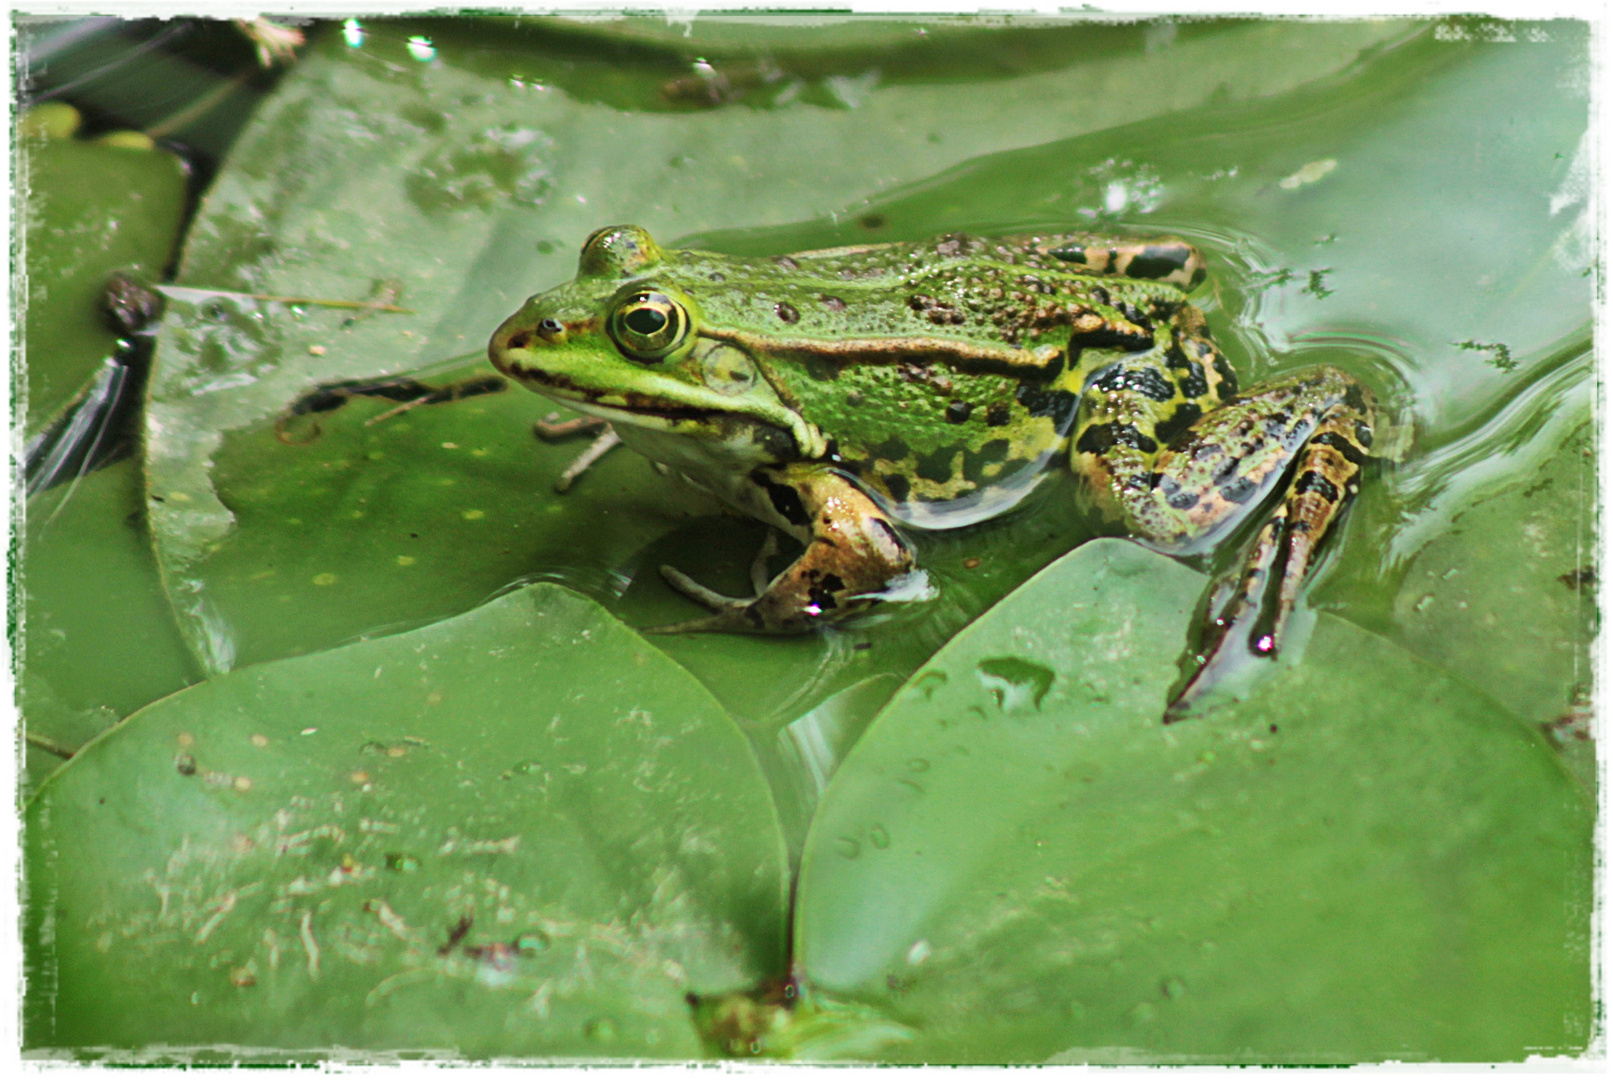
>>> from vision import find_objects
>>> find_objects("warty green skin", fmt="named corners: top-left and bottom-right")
top-left (489, 225), bottom-right (1375, 711)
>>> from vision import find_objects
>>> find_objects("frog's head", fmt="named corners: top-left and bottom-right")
top-left (489, 225), bottom-right (815, 460)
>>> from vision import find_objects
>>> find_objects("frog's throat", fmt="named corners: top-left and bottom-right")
top-left (512, 368), bottom-right (824, 458)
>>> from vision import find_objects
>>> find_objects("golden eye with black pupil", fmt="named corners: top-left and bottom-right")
top-left (608, 292), bottom-right (687, 362)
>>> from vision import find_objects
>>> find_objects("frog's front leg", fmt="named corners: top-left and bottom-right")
top-left (1072, 361), bottom-right (1375, 715)
top-left (653, 464), bottom-right (914, 634)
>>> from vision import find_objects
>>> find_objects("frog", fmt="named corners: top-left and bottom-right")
top-left (488, 224), bottom-right (1376, 713)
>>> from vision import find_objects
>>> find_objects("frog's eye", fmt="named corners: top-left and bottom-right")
top-left (608, 292), bottom-right (688, 362)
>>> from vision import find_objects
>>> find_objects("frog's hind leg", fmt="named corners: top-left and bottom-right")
top-left (1169, 396), bottom-right (1374, 715)
top-left (1072, 365), bottom-right (1375, 716)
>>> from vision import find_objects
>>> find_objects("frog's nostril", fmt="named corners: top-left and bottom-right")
top-left (507, 330), bottom-right (532, 350)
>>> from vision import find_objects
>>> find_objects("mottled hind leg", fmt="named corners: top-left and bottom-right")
top-left (1072, 366), bottom-right (1375, 715)
top-left (1168, 399), bottom-right (1374, 716)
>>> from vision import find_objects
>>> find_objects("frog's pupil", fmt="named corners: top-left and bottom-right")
top-left (626, 307), bottom-right (668, 335)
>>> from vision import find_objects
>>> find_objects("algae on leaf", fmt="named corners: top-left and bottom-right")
top-left (25, 584), bottom-right (788, 1056)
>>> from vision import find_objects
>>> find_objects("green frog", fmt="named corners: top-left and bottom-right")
top-left (488, 225), bottom-right (1376, 712)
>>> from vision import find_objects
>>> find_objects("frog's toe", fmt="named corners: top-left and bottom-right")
top-left (659, 564), bottom-right (751, 611)
top-left (647, 565), bottom-right (762, 634)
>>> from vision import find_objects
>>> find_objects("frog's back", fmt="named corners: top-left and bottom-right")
top-left (664, 232), bottom-right (1204, 528)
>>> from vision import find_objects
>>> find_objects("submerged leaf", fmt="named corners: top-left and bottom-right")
top-left (797, 540), bottom-right (1591, 1062)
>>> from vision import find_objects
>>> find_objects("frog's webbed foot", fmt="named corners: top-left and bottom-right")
top-left (533, 414), bottom-right (621, 492)
top-left (1163, 380), bottom-right (1376, 720)
top-left (648, 466), bottom-right (913, 635)
top-left (276, 374), bottom-right (507, 444)
top-left (1071, 355), bottom-right (1375, 720)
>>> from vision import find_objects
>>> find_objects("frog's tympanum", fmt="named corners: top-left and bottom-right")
top-left (489, 225), bottom-right (1375, 713)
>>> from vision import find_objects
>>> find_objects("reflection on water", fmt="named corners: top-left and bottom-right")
top-left (770, 675), bottom-right (905, 863)
top-left (1386, 328), bottom-right (1592, 565)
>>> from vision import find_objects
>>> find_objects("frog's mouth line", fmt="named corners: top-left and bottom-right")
top-left (494, 347), bottom-right (818, 456)
top-left (515, 369), bottom-right (725, 425)
top-left (507, 367), bottom-right (807, 457)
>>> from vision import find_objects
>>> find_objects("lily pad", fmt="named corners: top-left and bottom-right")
top-left (796, 540), bottom-right (1591, 1062)
top-left (20, 459), bottom-right (199, 796)
top-left (25, 584), bottom-right (787, 1055)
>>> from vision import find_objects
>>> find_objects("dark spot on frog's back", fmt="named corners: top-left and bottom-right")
top-left (873, 435), bottom-right (909, 462)
top-left (1088, 363), bottom-right (1175, 403)
top-left (1178, 360), bottom-right (1209, 399)
top-left (945, 400), bottom-right (973, 424)
top-left (820, 294), bottom-right (846, 312)
top-left (963, 438), bottom-right (1010, 481)
top-left (1345, 382), bottom-right (1373, 413)
top-left (1313, 431), bottom-right (1367, 466)
top-left (882, 473), bottom-right (911, 503)
top-left (915, 446), bottom-right (958, 483)
top-left (1213, 352), bottom-right (1239, 395)
top-left (985, 401), bottom-right (1012, 427)
top-left (1157, 475), bottom-right (1198, 510)
top-left (775, 301), bottom-right (800, 324)
top-left (1127, 243), bottom-right (1203, 285)
top-left (1071, 322), bottom-right (1154, 353)
top-left (1292, 470), bottom-right (1342, 503)
top-left (1153, 401), bottom-right (1203, 447)
top-left (1218, 474), bottom-right (1257, 504)
top-left (1014, 384), bottom-right (1079, 431)
top-left (1076, 422), bottom-right (1158, 456)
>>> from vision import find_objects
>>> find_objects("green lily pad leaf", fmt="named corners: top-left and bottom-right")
top-left (25, 583), bottom-right (787, 1056)
top-left (21, 459), bottom-right (199, 797)
top-left (20, 128), bottom-right (187, 436)
top-left (796, 539), bottom-right (1591, 1062)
